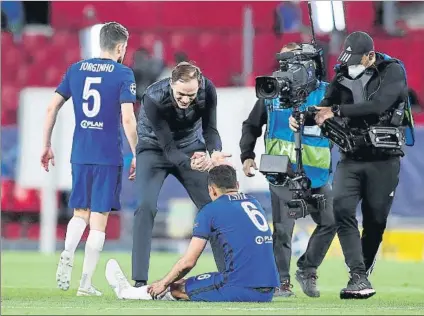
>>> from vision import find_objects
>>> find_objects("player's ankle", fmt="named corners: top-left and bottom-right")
top-left (79, 273), bottom-right (92, 289)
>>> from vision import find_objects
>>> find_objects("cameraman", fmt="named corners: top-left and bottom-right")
top-left (240, 43), bottom-right (336, 298)
top-left (295, 31), bottom-right (412, 299)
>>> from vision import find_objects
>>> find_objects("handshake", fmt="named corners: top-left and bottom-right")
top-left (190, 151), bottom-right (232, 172)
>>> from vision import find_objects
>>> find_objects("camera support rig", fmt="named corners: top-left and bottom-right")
top-left (259, 104), bottom-right (326, 220)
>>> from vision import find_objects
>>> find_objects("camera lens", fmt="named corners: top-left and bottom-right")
top-left (262, 81), bottom-right (275, 94)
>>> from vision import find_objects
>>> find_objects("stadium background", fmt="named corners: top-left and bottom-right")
top-left (2, 1), bottom-right (424, 264)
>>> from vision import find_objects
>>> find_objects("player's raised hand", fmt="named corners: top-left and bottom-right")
top-left (191, 155), bottom-right (212, 172)
top-left (41, 147), bottom-right (55, 172)
top-left (211, 151), bottom-right (232, 166)
top-left (242, 158), bottom-right (258, 177)
top-left (129, 157), bottom-right (136, 180)
top-left (147, 280), bottom-right (167, 300)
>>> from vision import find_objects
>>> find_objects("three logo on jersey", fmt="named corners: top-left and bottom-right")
top-left (80, 120), bottom-right (104, 130)
top-left (255, 235), bottom-right (273, 245)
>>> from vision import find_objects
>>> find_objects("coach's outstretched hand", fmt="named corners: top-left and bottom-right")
top-left (41, 147), bottom-right (55, 172)
top-left (129, 157), bottom-right (136, 180)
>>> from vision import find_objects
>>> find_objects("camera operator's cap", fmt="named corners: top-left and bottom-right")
top-left (338, 31), bottom-right (374, 66)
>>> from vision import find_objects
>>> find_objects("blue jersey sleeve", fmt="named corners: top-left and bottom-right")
top-left (120, 67), bottom-right (137, 104)
top-left (56, 66), bottom-right (72, 100)
top-left (193, 207), bottom-right (213, 240)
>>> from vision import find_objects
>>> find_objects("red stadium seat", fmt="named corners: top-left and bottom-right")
top-left (51, 30), bottom-right (80, 49)
top-left (1, 31), bottom-right (14, 47)
top-left (344, 1), bottom-right (375, 33)
top-left (25, 64), bottom-right (46, 87)
top-left (1, 85), bottom-right (20, 111)
top-left (13, 185), bottom-right (41, 213)
top-left (1, 85), bottom-right (19, 126)
top-left (45, 66), bottom-right (64, 87)
top-left (1, 179), bottom-right (16, 211)
top-left (22, 34), bottom-right (50, 53)
top-left (163, 31), bottom-right (199, 66)
top-left (225, 32), bottom-right (243, 76)
top-left (56, 224), bottom-right (67, 240)
top-left (139, 32), bottom-right (163, 54)
top-left (26, 223), bottom-right (40, 240)
top-left (253, 33), bottom-right (281, 76)
top-left (2, 222), bottom-right (22, 240)
top-left (1, 109), bottom-right (17, 126)
top-left (197, 32), bottom-right (232, 86)
top-left (106, 214), bottom-right (121, 240)
top-left (1, 46), bottom-right (26, 84)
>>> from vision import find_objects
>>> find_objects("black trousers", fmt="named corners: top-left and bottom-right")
top-left (332, 156), bottom-right (400, 275)
top-left (270, 184), bottom-right (337, 282)
top-left (132, 145), bottom-right (225, 282)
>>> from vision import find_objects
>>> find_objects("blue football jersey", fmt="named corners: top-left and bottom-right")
top-left (193, 193), bottom-right (279, 288)
top-left (56, 58), bottom-right (137, 166)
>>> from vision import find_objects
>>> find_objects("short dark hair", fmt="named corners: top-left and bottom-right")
top-left (100, 22), bottom-right (129, 52)
top-left (171, 61), bottom-right (202, 84)
top-left (208, 165), bottom-right (238, 191)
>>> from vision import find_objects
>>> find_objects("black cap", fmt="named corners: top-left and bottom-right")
top-left (338, 31), bottom-right (374, 66)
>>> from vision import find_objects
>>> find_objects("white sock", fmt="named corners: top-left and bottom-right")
top-left (64, 216), bottom-right (87, 254)
top-left (121, 285), bottom-right (153, 300)
top-left (80, 230), bottom-right (105, 289)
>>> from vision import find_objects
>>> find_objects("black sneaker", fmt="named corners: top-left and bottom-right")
top-left (134, 280), bottom-right (147, 288)
top-left (340, 273), bottom-right (376, 299)
top-left (274, 280), bottom-right (296, 297)
top-left (295, 270), bottom-right (320, 298)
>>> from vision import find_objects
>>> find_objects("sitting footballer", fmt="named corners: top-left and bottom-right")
top-left (106, 164), bottom-right (279, 302)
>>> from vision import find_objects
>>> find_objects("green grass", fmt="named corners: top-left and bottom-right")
top-left (2, 251), bottom-right (424, 315)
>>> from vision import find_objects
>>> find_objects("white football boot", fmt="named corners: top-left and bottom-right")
top-left (56, 250), bottom-right (74, 291)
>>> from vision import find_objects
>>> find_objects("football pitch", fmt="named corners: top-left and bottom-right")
top-left (2, 251), bottom-right (424, 315)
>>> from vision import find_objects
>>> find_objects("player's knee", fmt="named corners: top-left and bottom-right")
top-left (74, 208), bottom-right (90, 224)
top-left (89, 212), bottom-right (110, 232)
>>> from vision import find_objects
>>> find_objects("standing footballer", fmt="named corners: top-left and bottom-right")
top-left (41, 22), bottom-right (138, 296)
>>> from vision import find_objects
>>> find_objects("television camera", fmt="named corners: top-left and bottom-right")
top-left (253, 6), bottom-right (327, 219)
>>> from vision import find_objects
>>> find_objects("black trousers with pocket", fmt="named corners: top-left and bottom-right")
top-left (332, 155), bottom-right (401, 275)
top-left (270, 183), bottom-right (337, 282)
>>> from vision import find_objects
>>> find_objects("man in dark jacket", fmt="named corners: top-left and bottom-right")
top-left (292, 31), bottom-right (409, 299)
top-left (132, 61), bottom-right (230, 287)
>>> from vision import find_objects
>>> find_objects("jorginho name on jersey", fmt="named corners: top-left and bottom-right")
top-left (55, 58), bottom-right (137, 166)
top-left (193, 193), bottom-right (279, 289)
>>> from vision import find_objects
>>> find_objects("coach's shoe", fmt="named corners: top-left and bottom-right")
top-left (340, 273), bottom-right (376, 299)
top-left (76, 285), bottom-right (102, 296)
top-left (274, 280), bottom-right (296, 297)
top-left (134, 280), bottom-right (147, 288)
top-left (106, 259), bottom-right (132, 299)
top-left (295, 270), bottom-right (320, 298)
top-left (56, 250), bottom-right (74, 291)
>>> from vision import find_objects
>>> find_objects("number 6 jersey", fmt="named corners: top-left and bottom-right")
top-left (55, 58), bottom-right (137, 166)
top-left (193, 193), bottom-right (279, 288)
